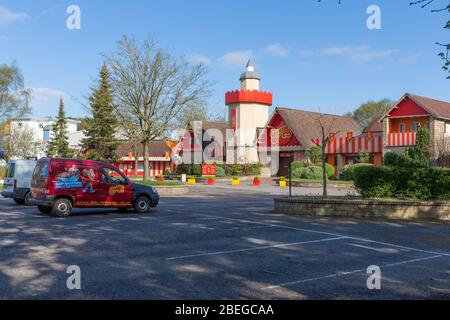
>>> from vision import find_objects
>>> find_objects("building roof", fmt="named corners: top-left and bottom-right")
top-left (363, 117), bottom-right (383, 133)
top-left (407, 93), bottom-right (450, 120)
top-left (383, 93), bottom-right (450, 121)
top-left (116, 140), bottom-right (172, 158)
top-left (274, 108), bottom-right (360, 148)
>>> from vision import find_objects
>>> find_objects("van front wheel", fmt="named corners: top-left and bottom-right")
top-left (133, 196), bottom-right (151, 213)
top-left (51, 199), bottom-right (73, 217)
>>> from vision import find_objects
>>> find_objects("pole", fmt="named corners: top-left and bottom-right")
top-left (289, 155), bottom-right (293, 198)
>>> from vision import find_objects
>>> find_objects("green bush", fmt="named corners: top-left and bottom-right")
top-left (215, 166), bottom-right (225, 178)
top-left (191, 164), bottom-right (202, 176)
top-left (384, 152), bottom-right (426, 168)
top-left (291, 161), bottom-right (306, 171)
top-left (251, 163), bottom-right (262, 175)
top-left (354, 165), bottom-right (450, 200)
top-left (225, 164), bottom-right (242, 176)
top-left (353, 165), bottom-right (396, 198)
top-left (300, 166), bottom-right (323, 180)
top-left (175, 164), bottom-right (191, 175)
top-left (325, 163), bottom-right (335, 179)
top-left (292, 167), bottom-right (304, 179)
top-left (339, 163), bottom-right (374, 181)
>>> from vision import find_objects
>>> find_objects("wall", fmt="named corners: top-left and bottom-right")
top-left (274, 197), bottom-right (450, 221)
top-left (389, 116), bottom-right (430, 132)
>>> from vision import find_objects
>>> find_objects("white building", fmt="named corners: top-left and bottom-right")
top-left (6, 117), bottom-right (81, 159)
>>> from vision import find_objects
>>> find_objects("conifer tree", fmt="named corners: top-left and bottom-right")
top-left (47, 98), bottom-right (73, 158)
top-left (81, 65), bottom-right (118, 162)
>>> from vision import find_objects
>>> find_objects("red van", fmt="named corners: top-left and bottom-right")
top-left (29, 158), bottom-right (159, 217)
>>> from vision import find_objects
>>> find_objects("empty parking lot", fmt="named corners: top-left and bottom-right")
top-left (0, 184), bottom-right (449, 299)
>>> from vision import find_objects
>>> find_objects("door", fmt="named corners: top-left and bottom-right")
top-left (4, 162), bottom-right (16, 194)
top-left (278, 154), bottom-right (294, 177)
top-left (98, 167), bottom-right (133, 207)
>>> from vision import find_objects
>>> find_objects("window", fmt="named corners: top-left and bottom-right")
top-left (43, 130), bottom-right (50, 142)
top-left (445, 123), bottom-right (450, 134)
top-left (6, 163), bottom-right (15, 178)
top-left (102, 168), bottom-right (127, 185)
top-left (399, 123), bottom-right (406, 133)
top-left (411, 122), bottom-right (420, 132)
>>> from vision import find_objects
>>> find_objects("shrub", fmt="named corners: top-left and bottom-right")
top-left (353, 165), bottom-right (396, 198)
top-left (291, 161), bottom-right (306, 171)
top-left (339, 163), bottom-right (374, 181)
top-left (300, 166), bottom-right (323, 180)
top-left (176, 164), bottom-right (191, 175)
top-left (225, 164), bottom-right (242, 176)
top-left (251, 163), bottom-right (262, 175)
top-left (292, 167), bottom-right (304, 178)
top-left (215, 166), bottom-right (225, 178)
top-left (191, 164), bottom-right (202, 176)
top-left (325, 163), bottom-right (335, 179)
top-left (354, 165), bottom-right (450, 201)
top-left (384, 152), bottom-right (426, 168)
top-left (307, 146), bottom-right (322, 165)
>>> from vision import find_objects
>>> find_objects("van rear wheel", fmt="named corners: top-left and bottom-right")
top-left (133, 196), bottom-right (151, 213)
top-left (24, 192), bottom-right (31, 206)
top-left (51, 198), bottom-right (73, 217)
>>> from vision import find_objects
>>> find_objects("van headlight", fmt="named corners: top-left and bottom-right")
top-left (151, 187), bottom-right (158, 193)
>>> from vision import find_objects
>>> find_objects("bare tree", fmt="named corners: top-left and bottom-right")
top-left (312, 114), bottom-right (338, 198)
top-left (435, 134), bottom-right (450, 167)
top-left (105, 35), bottom-right (211, 180)
top-left (7, 126), bottom-right (44, 160)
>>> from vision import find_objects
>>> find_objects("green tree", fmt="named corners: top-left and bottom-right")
top-left (405, 126), bottom-right (431, 166)
top-left (81, 65), bottom-right (118, 162)
top-left (47, 98), bottom-right (73, 158)
top-left (347, 99), bottom-right (394, 130)
top-left (0, 62), bottom-right (31, 121)
top-left (306, 146), bottom-right (322, 165)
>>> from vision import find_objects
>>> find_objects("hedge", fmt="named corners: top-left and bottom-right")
top-left (353, 165), bottom-right (450, 200)
top-left (339, 163), bottom-right (374, 181)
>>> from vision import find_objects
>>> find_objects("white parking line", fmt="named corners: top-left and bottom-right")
top-left (166, 236), bottom-right (347, 261)
top-left (260, 254), bottom-right (445, 290)
top-left (191, 213), bottom-right (450, 257)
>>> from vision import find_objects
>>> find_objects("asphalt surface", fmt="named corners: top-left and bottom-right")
top-left (0, 183), bottom-right (449, 299)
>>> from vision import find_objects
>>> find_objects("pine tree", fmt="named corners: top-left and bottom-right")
top-left (47, 98), bottom-right (73, 158)
top-left (81, 64), bottom-right (118, 163)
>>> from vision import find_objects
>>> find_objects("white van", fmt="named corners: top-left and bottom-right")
top-left (2, 160), bottom-right (37, 205)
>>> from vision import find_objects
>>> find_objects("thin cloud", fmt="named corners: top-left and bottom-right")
top-left (263, 43), bottom-right (289, 57)
top-left (29, 87), bottom-right (69, 103)
top-left (218, 50), bottom-right (253, 67)
top-left (190, 54), bottom-right (211, 65)
top-left (322, 45), bottom-right (399, 63)
top-left (399, 52), bottom-right (423, 64)
top-left (299, 50), bottom-right (315, 57)
top-left (0, 6), bottom-right (29, 25)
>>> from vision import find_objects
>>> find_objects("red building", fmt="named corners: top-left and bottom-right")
top-left (114, 140), bottom-right (174, 177)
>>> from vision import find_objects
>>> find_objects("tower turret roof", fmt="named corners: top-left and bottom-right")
top-left (240, 59), bottom-right (260, 81)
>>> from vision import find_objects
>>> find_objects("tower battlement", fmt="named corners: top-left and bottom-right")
top-left (225, 90), bottom-right (273, 106)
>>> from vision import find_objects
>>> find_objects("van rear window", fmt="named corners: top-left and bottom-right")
top-left (6, 163), bottom-right (15, 178)
top-left (33, 162), bottom-right (49, 179)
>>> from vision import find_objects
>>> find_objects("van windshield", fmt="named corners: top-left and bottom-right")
top-left (33, 162), bottom-right (49, 180)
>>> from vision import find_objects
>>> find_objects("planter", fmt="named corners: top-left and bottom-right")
top-left (253, 179), bottom-right (261, 186)
top-left (206, 180), bottom-right (215, 185)
top-left (279, 180), bottom-right (287, 187)
top-left (232, 179), bottom-right (240, 186)
top-left (187, 178), bottom-right (196, 185)
top-left (156, 178), bottom-right (165, 182)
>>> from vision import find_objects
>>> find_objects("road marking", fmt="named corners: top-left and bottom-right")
top-left (166, 236), bottom-right (347, 261)
top-left (191, 213), bottom-right (450, 257)
top-left (261, 254), bottom-right (445, 290)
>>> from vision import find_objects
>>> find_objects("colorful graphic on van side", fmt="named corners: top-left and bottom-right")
top-left (55, 165), bottom-right (83, 189)
top-left (81, 169), bottom-right (95, 193)
top-left (109, 185), bottom-right (125, 196)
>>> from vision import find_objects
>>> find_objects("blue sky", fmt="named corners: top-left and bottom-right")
top-left (0, 0), bottom-right (448, 119)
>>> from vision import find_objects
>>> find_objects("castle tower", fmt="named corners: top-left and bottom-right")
top-left (225, 59), bottom-right (272, 164)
